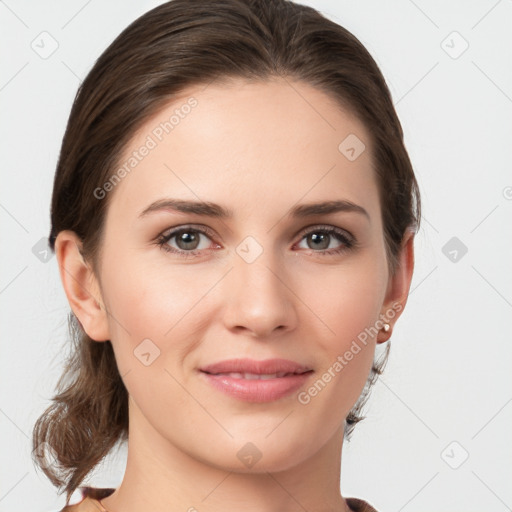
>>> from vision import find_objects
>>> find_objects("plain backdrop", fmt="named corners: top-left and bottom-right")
top-left (1, 1), bottom-right (511, 511)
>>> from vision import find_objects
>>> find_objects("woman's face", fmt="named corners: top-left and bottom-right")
top-left (84, 78), bottom-right (409, 472)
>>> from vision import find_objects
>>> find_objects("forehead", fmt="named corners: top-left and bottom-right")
top-left (104, 77), bottom-right (379, 225)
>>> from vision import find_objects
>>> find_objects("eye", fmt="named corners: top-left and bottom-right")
top-left (295, 225), bottom-right (355, 256)
top-left (156, 225), bottom-right (219, 258)
top-left (155, 224), bottom-right (356, 259)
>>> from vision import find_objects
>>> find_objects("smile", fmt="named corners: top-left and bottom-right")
top-left (199, 358), bottom-right (313, 402)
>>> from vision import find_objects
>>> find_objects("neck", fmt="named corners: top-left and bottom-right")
top-left (101, 399), bottom-right (351, 512)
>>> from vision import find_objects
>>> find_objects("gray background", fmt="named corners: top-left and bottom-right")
top-left (1, 1), bottom-right (511, 511)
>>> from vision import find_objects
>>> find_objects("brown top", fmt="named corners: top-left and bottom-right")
top-left (60, 487), bottom-right (379, 512)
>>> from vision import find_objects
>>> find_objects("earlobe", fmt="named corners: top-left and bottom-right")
top-left (377, 229), bottom-right (416, 343)
top-left (54, 230), bottom-right (110, 342)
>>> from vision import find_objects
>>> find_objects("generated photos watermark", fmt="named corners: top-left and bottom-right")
top-left (94, 97), bottom-right (198, 200)
top-left (297, 302), bottom-right (402, 405)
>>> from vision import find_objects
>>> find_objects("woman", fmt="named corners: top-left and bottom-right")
top-left (32, 1), bottom-right (420, 511)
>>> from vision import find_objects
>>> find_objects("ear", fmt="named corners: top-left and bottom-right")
top-left (54, 230), bottom-right (110, 342)
top-left (377, 229), bottom-right (416, 343)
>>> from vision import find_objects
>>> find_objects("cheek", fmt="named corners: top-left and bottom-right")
top-left (297, 257), bottom-right (387, 405)
top-left (98, 250), bottom-right (215, 374)
top-left (302, 255), bottom-right (387, 349)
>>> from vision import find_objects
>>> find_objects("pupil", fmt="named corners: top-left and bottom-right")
top-left (178, 232), bottom-right (198, 249)
top-left (310, 233), bottom-right (328, 250)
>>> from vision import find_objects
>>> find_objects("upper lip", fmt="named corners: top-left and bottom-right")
top-left (200, 358), bottom-right (312, 375)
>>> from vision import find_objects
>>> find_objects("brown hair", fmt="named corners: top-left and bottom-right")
top-left (33, 0), bottom-right (421, 501)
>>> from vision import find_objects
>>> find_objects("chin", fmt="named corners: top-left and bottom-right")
top-left (192, 434), bottom-right (316, 475)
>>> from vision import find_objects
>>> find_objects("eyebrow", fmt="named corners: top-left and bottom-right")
top-left (139, 198), bottom-right (370, 221)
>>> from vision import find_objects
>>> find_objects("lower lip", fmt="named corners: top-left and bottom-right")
top-left (200, 371), bottom-right (312, 402)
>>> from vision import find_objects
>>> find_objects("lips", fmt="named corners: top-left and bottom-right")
top-left (210, 372), bottom-right (295, 380)
top-left (199, 358), bottom-right (313, 402)
top-left (200, 358), bottom-right (312, 376)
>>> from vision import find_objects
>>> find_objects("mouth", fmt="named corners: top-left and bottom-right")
top-left (202, 371), bottom-right (309, 380)
top-left (200, 357), bottom-right (312, 375)
top-left (199, 358), bottom-right (313, 402)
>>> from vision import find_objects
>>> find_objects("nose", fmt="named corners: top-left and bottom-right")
top-left (222, 244), bottom-right (297, 339)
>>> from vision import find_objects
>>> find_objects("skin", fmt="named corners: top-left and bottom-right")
top-left (55, 77), bottom-right (414, 512)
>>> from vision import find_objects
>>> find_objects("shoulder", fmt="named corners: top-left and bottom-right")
top-left (55, 489), bottom-right (377, 512)
top-left (59, 487), bottom-right (116, 512)
top-left (346, 496), bottom-right (380, 512)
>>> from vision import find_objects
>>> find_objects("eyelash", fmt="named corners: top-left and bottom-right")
top-left (155, 224), bottom-right (357, 259)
